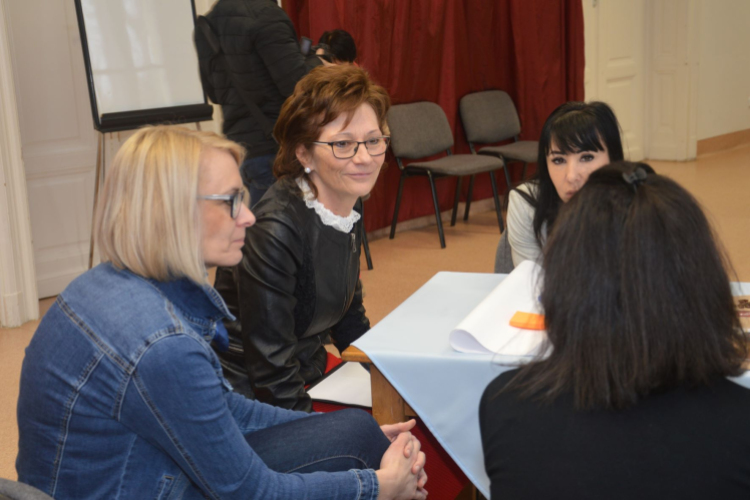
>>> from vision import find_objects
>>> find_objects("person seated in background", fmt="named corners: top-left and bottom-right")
top-left (481, 162), bottom-right (750, 500)
top-left (318, 29), bottom-right (358, 64)
top-left (214, 64), bottom-right (387, 411)
top-left (16, 125), bottom-right (427, 500)
top-left (495, 101), bottom-right (624, 272)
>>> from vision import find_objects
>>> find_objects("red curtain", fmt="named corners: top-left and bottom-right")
top-left (284, 0), bottom-right (584, 232)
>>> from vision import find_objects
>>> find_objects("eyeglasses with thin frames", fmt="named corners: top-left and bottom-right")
top-left (311, 136), bottom-right (390, 159)
top-left (198, 190), bottom-right (245, 219)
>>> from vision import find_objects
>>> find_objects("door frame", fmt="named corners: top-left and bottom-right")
top-left (0, 0), bottom-right (38, 327)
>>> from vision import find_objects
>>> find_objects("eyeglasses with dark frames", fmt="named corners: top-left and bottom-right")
top-left (198, 190), bottom-right (245, 219)
top-left (312, 136), bottom-right (390, 159)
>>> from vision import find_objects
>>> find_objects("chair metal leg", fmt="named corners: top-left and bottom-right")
top-left (360, 199), bottom-right (373, 270)
top-left (464, 174), bottom-right (475, 221)
top-left (521, 161), bottom-right (528, 180)
top-left (450, 176), bottom-right (462, 227)
top-left (389, 172), bottom-right (406, 239)
top-left (489, 171), bottom-right (505, 233)
top-left (427, 171), bottom-right (446, 248)
top-left (502, 162), bottom-right (512, 194)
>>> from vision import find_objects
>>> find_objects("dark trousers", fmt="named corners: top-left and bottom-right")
top-left (245, 409), bottom-right (389, 473)
top-left (240, 153), bottom-right (277, 207)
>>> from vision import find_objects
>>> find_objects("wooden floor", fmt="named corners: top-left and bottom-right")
top-left (1, 143), bottom-right (749, 481)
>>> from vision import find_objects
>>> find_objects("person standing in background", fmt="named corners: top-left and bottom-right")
top-left (195, 0), bottom-right (323, 205)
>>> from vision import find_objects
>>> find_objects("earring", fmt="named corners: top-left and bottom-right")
top-left (304, 167), bottom-right (312, 174)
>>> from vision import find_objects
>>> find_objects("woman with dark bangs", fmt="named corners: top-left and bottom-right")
top-left (481, 162), bottom-right (750, 499)
top-left (495, 101), bottom-right (624, 271)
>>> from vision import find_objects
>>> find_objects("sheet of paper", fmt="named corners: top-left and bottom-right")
top-left (449, 260), bottom-right (547, 356)
top-left (308, 362), bottom-right (372, 407)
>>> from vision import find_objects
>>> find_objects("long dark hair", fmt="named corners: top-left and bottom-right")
top-left (516, 101), bottom-right (624, 244)
top-left (505, 161), bottom-right (746, 410)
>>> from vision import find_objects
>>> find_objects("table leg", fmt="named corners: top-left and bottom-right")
top-left (370, 364), bottom-right (407, 424)
top-left (368, 362), bottom-right (485, 500)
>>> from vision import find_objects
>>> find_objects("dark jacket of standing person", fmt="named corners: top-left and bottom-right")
top-left (194, 0), bottom-right (320, 159)
top-left (214, 178), bottom-right (369, 412)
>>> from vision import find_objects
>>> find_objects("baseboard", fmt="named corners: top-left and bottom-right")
top-left (367, 198), bottom-right (498, 241)
top-left (697, 128), bottom-right (750, 157)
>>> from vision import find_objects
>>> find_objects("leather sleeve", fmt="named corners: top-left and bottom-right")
top-left (237, 211), bottom-right (311, 411)
top-left (329, 277), bottom-right (370, 354)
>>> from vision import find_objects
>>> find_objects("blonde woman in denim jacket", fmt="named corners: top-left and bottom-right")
top-left (15, 126), bottom-right (427, 500)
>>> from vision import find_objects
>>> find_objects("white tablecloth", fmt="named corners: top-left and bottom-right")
top-left (353, 272), bottom-right (750, 498)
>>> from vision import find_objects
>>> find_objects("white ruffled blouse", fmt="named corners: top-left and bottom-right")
top-left (296, 178), bottom-right (361, 233)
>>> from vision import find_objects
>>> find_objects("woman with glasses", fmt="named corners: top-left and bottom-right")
top-left (16, 125), bottom-right (427, 499)
top-left (214, 64), bottom-right (390, 411)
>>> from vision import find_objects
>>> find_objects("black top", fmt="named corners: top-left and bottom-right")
top-left (480, 368), bottom-right (750, 500)
top-left (214, 179), bottom-right (369, 411)
top-left (195, 0), bottom-right (321, 157)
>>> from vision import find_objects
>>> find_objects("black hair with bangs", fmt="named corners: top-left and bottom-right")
top-left (515, 101), bottom-right (624, 244)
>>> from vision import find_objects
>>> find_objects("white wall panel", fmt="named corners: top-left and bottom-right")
top-left (6, 0), bottom-right (217, 297)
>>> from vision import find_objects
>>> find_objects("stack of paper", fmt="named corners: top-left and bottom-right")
top-left (308, 362), bottom-right (372, 407)
top-left (449, 260), bottom-right (548, 356)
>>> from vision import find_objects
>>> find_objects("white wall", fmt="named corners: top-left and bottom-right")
top-left (5, 0), bottom-right (220, 298)
top-left (697, 0), bottom-right (750, 140)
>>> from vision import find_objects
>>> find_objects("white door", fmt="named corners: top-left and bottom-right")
top-left (646, 0), bottom-right (699, 160)
top-left (584, 0), bottom-right (646, 161)
top-left (6, 0), bottom-right (218, 298)
top-left (6, 0), bottom-right (100, 298)
top-left (584, 0), bottom-right (699, 162)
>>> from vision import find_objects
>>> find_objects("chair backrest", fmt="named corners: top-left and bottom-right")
top-left (0, 478), bottom-right (54, 500)
top-left (387, 102), bottom-right (454, 159)
top-left (460, 90), bottom-right (521, 144)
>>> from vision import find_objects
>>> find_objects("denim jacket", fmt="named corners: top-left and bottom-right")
top-left (16, 263), bottom-right (378, 500)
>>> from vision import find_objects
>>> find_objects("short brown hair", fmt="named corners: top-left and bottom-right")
top-left (95, 125), bottom-right (244, 284)
top-left (273, 64), bottom-right (390, 196)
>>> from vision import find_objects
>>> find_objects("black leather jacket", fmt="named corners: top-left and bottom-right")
top-left (214, 178), bottom-right (369, 411)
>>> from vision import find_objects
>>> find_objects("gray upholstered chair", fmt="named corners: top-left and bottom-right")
top-left (494, 230), bottom-right (515, 274)
top-left (0, 478), bottom-right (54, 500)
top-left (460, 90), bottom-right (538, 219)
top-left (387, 102), bottom-right (505, 248)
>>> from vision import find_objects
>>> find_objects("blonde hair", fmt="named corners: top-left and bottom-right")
top-left (95, 125), bottom-right (244, 284)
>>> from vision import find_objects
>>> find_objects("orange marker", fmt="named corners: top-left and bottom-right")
top-left (509, 311), bottom-right (545, 330)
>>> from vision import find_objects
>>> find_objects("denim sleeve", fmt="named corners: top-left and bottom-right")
top-left (120, 335), bottom-right (376, 500)
top-left (224, 390), bottom-right (310, 434)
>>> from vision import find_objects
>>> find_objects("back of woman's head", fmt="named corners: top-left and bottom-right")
top-left (273, 64), bottom-right (390, 193)
top-left (95, 125), bottom-right (243, 284)
top-left (521, 161), bottom-right (745, 410)
top-left (318, 29), bottom-right (357, 63)
top-left (529, 101), bottom-right (625, 239)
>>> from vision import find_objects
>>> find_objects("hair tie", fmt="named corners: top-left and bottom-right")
top-left (622, 167), bottom-right (648, 192)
